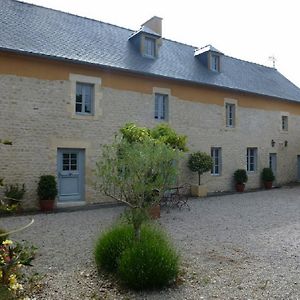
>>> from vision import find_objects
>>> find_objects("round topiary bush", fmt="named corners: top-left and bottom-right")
top-left (118, 225), bottom-right (179, 290)
top-left (94, 224), bottom-right (134, 272)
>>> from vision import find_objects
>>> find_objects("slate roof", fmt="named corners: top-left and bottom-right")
top-left (1, 0), bottom-right (300, 102)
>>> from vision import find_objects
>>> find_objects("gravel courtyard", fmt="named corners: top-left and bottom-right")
top-left (1, 186), bottom-right (299, 299)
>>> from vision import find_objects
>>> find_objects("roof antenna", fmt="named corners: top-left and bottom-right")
top-left (268, 55), bottom-right (277, 68)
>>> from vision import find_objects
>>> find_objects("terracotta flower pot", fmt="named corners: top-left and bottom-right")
top-left (263, 181), bottom-right (273, 189)
top-left (235, 183), bottom-right (245, 193)
top-left (149, 204), bottom-right (160, 219)
top-left (40, 199), bottom-right (55, 212)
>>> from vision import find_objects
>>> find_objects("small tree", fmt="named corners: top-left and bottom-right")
top-left (96, 136), bottom-right (181, 240)
top-left (188, 151), bottom-right (213, 185)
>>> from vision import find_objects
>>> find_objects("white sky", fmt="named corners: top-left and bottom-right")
top-left (21, 0), bottom-right (300, 87)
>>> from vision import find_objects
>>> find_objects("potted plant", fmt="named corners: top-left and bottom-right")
top-left (261, 168), bottom-right (275, 189)
top-left (188, 151), bottom-right (213, 197)
top-left (233, 169), bottom-right (248, 192)
top-left (37, 175), bottom-right (57, 212)
top-left (4, 183), bottom-right (25, 212)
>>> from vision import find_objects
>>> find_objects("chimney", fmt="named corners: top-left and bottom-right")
top-left (141, 16), bottom-right (162, 36)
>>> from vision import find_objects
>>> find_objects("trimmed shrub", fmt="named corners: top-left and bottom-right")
top-left (233, 169), bottom-right (248, 184)
top-left (37, 175), bottom-right (57, 200)
top-left (94, 224), bottom-right (134, 272)
top-left (118, 225), bottom-right (179, 290)
top-left (261, 167), bottom-right (275, 182)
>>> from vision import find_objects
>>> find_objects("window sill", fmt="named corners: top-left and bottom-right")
top-left (247, 171), bottom-right (257, 175)
top-left (211, 174), bottom-right (221, 177)
top-left (71, 113), bottom-right (99, 121)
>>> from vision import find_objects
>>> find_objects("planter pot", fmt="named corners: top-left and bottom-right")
top-left (40, 199), bottom-right (55, 212)
top-left (149, 204), bottom-right (160, 219)
top-left (235, 183), bottom-right (245, 193)
top-left (191, 185), bottom-right (208, 197)
top-left (263, 181), bottom-right (273, 189)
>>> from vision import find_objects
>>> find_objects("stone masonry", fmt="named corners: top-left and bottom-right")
top-left (1, 72), bottom-right (300, 208)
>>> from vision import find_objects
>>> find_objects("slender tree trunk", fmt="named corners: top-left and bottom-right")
top-left (198, 172), bottom-right (201, 185)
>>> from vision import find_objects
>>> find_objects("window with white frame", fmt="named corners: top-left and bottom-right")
top-left (154, 93), bottom-right (168, 120)
top-left (282, 115), bottom-right (288, 131)
top-left (76, 83), bottom-right (94, 114)
top-left (247, 147), bottom-right (257, 172)
top-left (211, 54), bottom-right (220, 72)
top-left (225, 103), bottom-right (235, 127)
top-left (144, 37), bottom-right (156, 58)
top-left (211, 147), bottom-right (222, 175)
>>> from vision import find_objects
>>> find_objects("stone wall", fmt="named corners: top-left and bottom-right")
top-left (0, 72), bottom-right (299, 208)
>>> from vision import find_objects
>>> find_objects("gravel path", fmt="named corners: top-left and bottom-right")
top-left (1, 186), bottom-right (299, 299)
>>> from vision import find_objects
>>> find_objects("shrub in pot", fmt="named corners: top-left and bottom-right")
top-left (37, 175), bottom-right (57, 212)
top-left (261, 168), bottom-right (275, 189)
top-left (188, 151), bottom-right (213, 197)
top-left (233, 169), bottom-right (248, 192)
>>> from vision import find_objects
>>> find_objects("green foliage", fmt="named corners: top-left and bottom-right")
top-left (4, 184), bottom-right (26, 201)
top-left (94, 223), bottom-right (179, 290)
top-left (234, 169), bottom-right (248, 184)
top-left (118, 224), bottom-right (179, 290)
top-left (0, 229), bottom-right (8, 244)
top-left (120, 123), bottom-right (150, 143)
top-left (150, 123), bottom-right (188, 152)
top-left (261, 168), bottom-right (275, 182)
top-left (120, 123), bottom-right (188, 151)
top-left (94, 224), bottom-right (134, 272)
top-left (0, 239), bottom-right (37, 297)
top-left (37, 175), bottom-right (57, 200)
top-left (96, 135), bottom-right (181, 239)
top-left (188, 151), bottom-right (213, 185)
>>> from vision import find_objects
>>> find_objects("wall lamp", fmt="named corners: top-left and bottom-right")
top-left (271, 139), bottom-right (275, 147)
top-left (285, 140), bottom-right (288, 147)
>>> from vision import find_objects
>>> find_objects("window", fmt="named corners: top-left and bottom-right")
top-left (62, 153), bottom-right (77, 171)
top-left (282, 115), bottom-right (288, 131)
top-left (225, 103), bottom-right (235, 127)
top-left (76, 83), bottom-right (94, 114)
top-left (247, 147), bottom-right (257, 172)
top-left (211, 147), bottom-right (222, 175)
top-left (144, 37), bottom-right (156, 58)
top-left (211, 54), bottom-right (220, 72)
top-left (155, 93), bottom-right (168, 120)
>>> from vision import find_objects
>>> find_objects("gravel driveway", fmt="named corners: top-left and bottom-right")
top-left (1, 186), bottom-right (299, 299)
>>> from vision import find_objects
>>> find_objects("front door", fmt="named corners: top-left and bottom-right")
top-left (57, 149), bottom-right (84, 202)
top-left (269, 153), bottom-right (277, 184)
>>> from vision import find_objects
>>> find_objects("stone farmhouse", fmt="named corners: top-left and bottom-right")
top-left (1, 0), bottom-right (300, 208)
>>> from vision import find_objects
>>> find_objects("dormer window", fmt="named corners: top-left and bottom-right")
top-left (210, 54), bottom-right (220, 72)
top-left (195, 44), bottom-right (223, 72)
top-left (128, 17), bottom-right (162, 59)
top-left (144, 36), bottom-right (156, 58)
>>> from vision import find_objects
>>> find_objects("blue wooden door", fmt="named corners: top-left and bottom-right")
top-left (57, 149), bottom-right (84, 202)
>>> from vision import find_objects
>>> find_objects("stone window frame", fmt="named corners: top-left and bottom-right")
top-left (280, 112), bottom-right (289, 133)
top-left (246, 147), bottom-right (258, 173)
top-left (69, 74), bottom-right (102, 120)
top-left (153, 87), bottom-right (171, 121)
top-left (211, 147), bottom-right (222, 176)
top-left (224, 98), bottom-right (238, 129)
